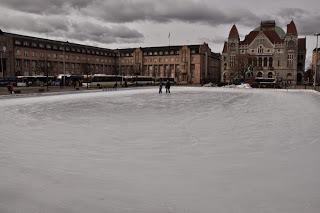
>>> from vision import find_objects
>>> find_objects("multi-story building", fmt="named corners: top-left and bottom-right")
top-left (312, 48), bottom-right (320, 83)
top-left (117, 45), bottom-right (220, 84)
top-left (221, 20), bottom-right (306, 85)
top-left (0, 29), bottom-right (220, 84)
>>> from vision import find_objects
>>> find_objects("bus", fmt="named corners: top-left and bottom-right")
top-left (91, 74), bottom-right (123, 88)
top-left (125, 76), bottom-right (155, 86)
top-left (16, 76), bottom-right (55, 87)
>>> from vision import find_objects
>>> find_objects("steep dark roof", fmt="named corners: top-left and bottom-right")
top-left (228, 25), bottom-right (240, 40)
top-left (263, 31), bottom-right (283, 43)
top-left (241, 31), bottom-right (259, 45)
top-left (287, 20), bottom-right (298, 36)
top-left (240, 29), bottom-right (283, 45)
top-left (222, 42), bottom-right (228, 53)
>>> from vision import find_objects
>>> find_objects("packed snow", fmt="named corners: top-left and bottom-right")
top-left (0, 87), bottom-right (320, 213)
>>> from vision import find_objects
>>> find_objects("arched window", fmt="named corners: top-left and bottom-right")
top-left (224, 63), bottom-right (227, 70)
top-left (259, 57), bottom-right (262, 67)
top-left (264, 58), bottom-right (268, 67)
top-left (269, 58), bottom-right (273, 68)
top-left (287, 73), bottom-right (293, 79)
top-left (257, 72), bottom-right (263, 78)
top-left (258, 46), bottom-right (264, 54)
top-left (253, 58), bottom-right (257, 67)
top-left (268, 72), bottom-right (273, 78)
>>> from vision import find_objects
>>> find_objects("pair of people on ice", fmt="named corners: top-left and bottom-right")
top-left (159, 80), bottom-right (171, 94)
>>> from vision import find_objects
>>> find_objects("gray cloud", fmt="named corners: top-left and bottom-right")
top-left (64, 21), bottom-right (144, 44)
top-left (275, 8), bottom-right (320, 35)
top-left (81, 0), bottom-right (260, 26)
top-left (0, 0), bottom-right (260, 27)
top-left (0, 7), bottom-right (144, 45)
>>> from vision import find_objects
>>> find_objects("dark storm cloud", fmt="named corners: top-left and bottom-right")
top-left (0, 0), bottom-right (259, 26)
top-left (0, 0), bottom-right (91, 14)
top-left (64, 22), bottom-right (144, 44)
top-left (0, 7), bottom-right (144, 44)
top-left (0, 8), bottom-right (69, 34)
top-left (81, 0), bottom-right (260, 26)
top-left (275, 8), bottom-right (320, 35)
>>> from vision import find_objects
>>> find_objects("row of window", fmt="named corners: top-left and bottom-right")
top-left (16, 49), bottom-right (115, 63)
top-left (14, 40), bottom-right (115, 56)
top-left (16, 60), bottom-right (115, 71)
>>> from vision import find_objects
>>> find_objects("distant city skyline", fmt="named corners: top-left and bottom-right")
top-left (0, 0), bottom-right (319, 66)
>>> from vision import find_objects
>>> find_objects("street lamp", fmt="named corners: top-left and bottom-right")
top-left (63, 41), bottom-right (69, 87)
top-left (314, 33), bottom-right (320, 90)
top-left (1, 46), bottom-right (7, 79)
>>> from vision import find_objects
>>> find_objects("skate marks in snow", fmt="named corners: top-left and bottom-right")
top-left (1, 87), bottom-right (320, 213)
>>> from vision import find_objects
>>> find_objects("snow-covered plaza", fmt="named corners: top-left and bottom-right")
top-left (1, 87), bottom-right (320, 213)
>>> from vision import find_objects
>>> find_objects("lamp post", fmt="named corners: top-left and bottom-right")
top-left (63, 41), bottom-right (69, 87)
top-left (1, 46), bottom-right (7, 79)
top-left (314, 33), bottom-right (320, 90)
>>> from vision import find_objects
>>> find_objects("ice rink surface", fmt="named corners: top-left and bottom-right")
top-left (1, 87), bottom-right (320, 213)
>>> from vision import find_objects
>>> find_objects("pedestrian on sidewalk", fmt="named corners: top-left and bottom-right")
top-left (165, 80), bottom-right (171, 94)
top-left (159, 81), bottom-right (163, 94)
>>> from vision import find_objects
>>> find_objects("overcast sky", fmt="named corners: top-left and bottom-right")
top-left (0, 0), bottom-right (319, 66)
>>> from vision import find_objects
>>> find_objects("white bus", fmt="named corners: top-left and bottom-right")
top-left (91, 74), bottom-right (123, 88)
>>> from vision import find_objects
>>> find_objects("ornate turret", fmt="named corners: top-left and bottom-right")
top-left (287, 20), bottom-right (298, 36)
top-left (228, 25), bottom-right (240, 40)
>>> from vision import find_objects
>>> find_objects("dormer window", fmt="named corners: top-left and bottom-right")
top-left (258, 46), bottom-right (264, 54)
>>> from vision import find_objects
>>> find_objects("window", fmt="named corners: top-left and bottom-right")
top-left (268, 72), bottom-right (273, 78)
top-left (288, 53), bottom-right (294, 67)
top-left (31, 42), bottom-right (37, 47)
top-left (15, 40), bottom-right (22, 45)
top-left (258, 57), bottom-right (262, 67)
top-left (257, 72), bottom-right (263, 78)
top-left (258, 46), bottom-right (264, 54)
top-left (23, 41), bottom-right (29, 46)
top-left (263, 58), bottom-right (268, 67)
top-left (269, 57), bottom-right (273, 67)
top-left (16, 49), bottom-right (21, 55)
top-left (230, 56), bottom-right (236, 67)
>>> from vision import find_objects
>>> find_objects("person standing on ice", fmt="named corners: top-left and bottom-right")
top-left (159, 81), bottom-right (163, 94)
top-left (165, 80), bottom-right (171, 94)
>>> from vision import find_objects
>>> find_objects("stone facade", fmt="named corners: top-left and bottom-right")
top-left (312, 48), bottom-right (320, 83)
top-left (221, 20), bottom-right (306, 85)
top-left (0, 30), bottom-right (220, 84)
top-left (117, 45), bottom-right (220, 84)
